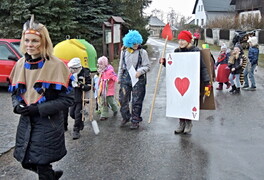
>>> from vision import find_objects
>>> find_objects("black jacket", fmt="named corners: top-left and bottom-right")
top-left (174, 45), bottom-right (210, 84)
top-left (73, 68), bottom-right (91, 103)
top-left (12, 89), bottom-right (74, 165)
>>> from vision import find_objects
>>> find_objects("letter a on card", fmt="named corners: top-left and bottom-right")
top-left (166, 52), bottom-right (200, 120)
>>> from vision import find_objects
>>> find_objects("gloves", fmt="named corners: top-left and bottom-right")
top-left (14, 104), bottom-right (28, 114)
top-left (204, 85), bottom-right (212, 97)
top-left (21, 104), bottom-right (40, 116)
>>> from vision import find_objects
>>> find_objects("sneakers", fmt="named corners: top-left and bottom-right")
top-left (130, 122), bottom-right (139, 130)
top-left (242, 85), bottom-right (249, 89)
top-left (120, 119), bottom-right (129, 127)
top-left (245, 87), bottom-right (256, 91)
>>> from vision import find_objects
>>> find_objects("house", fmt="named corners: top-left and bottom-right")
top-left (147, 16), bottom-right (166, 37)
top-left (147, 16), bottom-right (178, 37)
top-left (192, 0), bottom-right (235, 27)
top-left (230, 0), bottom-right (264, 19)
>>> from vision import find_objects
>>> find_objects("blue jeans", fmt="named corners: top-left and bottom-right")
top-left (229, 73), bottom-right (241, 88)
top-left (243, 64), bottom-right (257, 88)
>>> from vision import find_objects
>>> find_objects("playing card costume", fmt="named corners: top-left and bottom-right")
top-left (8, 15), bottom-right (74, 179)
top-left (162, 31), bottom-right (210, 134)
top-left (118, 30), bottom-right (150, 129)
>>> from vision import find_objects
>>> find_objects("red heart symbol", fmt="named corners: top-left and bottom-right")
top-left (175, 77), bottom-right (190, 96)
top-left (168, 60), bottom-right (172, 65)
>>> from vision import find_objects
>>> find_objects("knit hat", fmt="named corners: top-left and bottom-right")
top-left (98, 56), bottom-right (108, 66)
top-left (247, 36), bottom-right (258, 46)
top-left (178, 30), bottom-right (193, 43)
top-left (221, 43), bottom-right (227, 50)
top-left (234, 43), bottom-right (244, 54)
top-left (97, 56), bottom-right (109, 73)
top-left (122, 30), bottom-right (143, 48)
top-left (234, 43), bottom-right (243, 51)
top-left (68, 57), bottom-right (82, 68)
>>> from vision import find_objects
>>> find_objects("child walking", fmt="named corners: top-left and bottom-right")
top-left (97, 56), bottom-right (118, 121)
top-left (243, 37), bottom-right (259, 91)
top-left (215, 43), bottom-right (231, 90)
top-left (228, 44), bottom-right (247, 94)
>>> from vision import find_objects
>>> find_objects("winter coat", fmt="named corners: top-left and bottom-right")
top-left (228, 53), bottom-right (247, 74)
top-left (99, 65), bottom-right (118, 96)
top-left (174, 45), bottom-right (210, 84)
top-left (193, 32), bottom-right (200, 39)
top-left (12, 84), bottom-right (74, 165)
top-left (216, 52), bottom-right (230, 66)
top-left (248, 46), bottom-right (259, 65)
top-left (73, 68), bottom-right (91, 103)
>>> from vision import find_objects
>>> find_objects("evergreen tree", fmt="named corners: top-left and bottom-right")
top-left (26, 0), bottom-right (78, 44)
top-left (75, 0), bottom-right (112, 41)
top-left (0, 0), bottom-right (30, 38)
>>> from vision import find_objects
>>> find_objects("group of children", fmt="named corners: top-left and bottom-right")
top-left (215, 36), bottom-right (259, 94)
top-left (67, 30), bottom-right (150, 139)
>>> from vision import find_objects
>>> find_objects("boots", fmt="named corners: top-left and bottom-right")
top-left (234, 87), bottom-right (240, 94)
top-left (183, 120), bottom-right (193, 134)
top-left (216, 83), bottom-right (223, 90)
top-left (225, 82), bottom-right (231, 89)
top-left (229, 85), bottom-right (236, 93)
top-left (174, 120), bottom-right (185, 134)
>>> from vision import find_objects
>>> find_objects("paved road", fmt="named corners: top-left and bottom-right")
top-left (1, 37), bottom-right (264, 180)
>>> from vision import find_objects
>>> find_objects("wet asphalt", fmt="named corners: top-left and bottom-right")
top-left (1, 37), bottom-right (264, 180)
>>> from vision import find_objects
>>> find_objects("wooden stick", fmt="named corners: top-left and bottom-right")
top-left (148, 36), bottom-right (169, 123)
top-left (89, 77), bottom-right (94, 122)
top-left (82, 77), bottom-right (86, 122)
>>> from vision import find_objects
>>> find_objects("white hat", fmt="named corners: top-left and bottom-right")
top-left (221, 43), bottom-right (227, 50)
top-left (247, 37), bottom-right (258, 46)
top-left (68, 57), bottom-right (81, 68)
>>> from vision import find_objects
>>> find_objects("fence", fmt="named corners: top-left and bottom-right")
top-left (204, 28), bottom-right (264, 54)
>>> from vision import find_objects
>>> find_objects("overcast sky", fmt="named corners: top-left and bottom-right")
top-left (144, 0), bottom-right (196, 20)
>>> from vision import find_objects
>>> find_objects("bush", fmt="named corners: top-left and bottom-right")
top-left (206, 14), bottom-right (264, 31)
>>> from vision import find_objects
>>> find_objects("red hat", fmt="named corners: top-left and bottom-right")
top-left (178, 31), bottom-right (193, 43)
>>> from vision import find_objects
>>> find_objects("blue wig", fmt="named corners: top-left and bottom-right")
top-left (122, 30), bottom-right (143, 48)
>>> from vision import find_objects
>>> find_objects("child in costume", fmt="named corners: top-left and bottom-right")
top-left (68, 57), bottom-right (91, 140)
top-left (118, 30), bottom-right (150, 130)
top-left (215, 43), bottom-right (231, 90)
top-left (97, 56), bottom-right (118, 120)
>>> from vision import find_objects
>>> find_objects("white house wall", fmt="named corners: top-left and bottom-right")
top-left (207, 12), bottom-right (235, 22)
top-left (195, 0), bottom-right (207, 26)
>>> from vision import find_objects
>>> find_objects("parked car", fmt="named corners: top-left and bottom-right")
top-left (0, 39), bottom-right (22, 86)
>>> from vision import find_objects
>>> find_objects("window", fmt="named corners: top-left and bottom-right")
top-left (196, 19), bottom-right (199, 25)
top-left (0, 44), bottom-right (14, 60)
top-left (201, 19), bottom-right (204, 25)
top-left (201, 5), bottom-right (203, 11)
